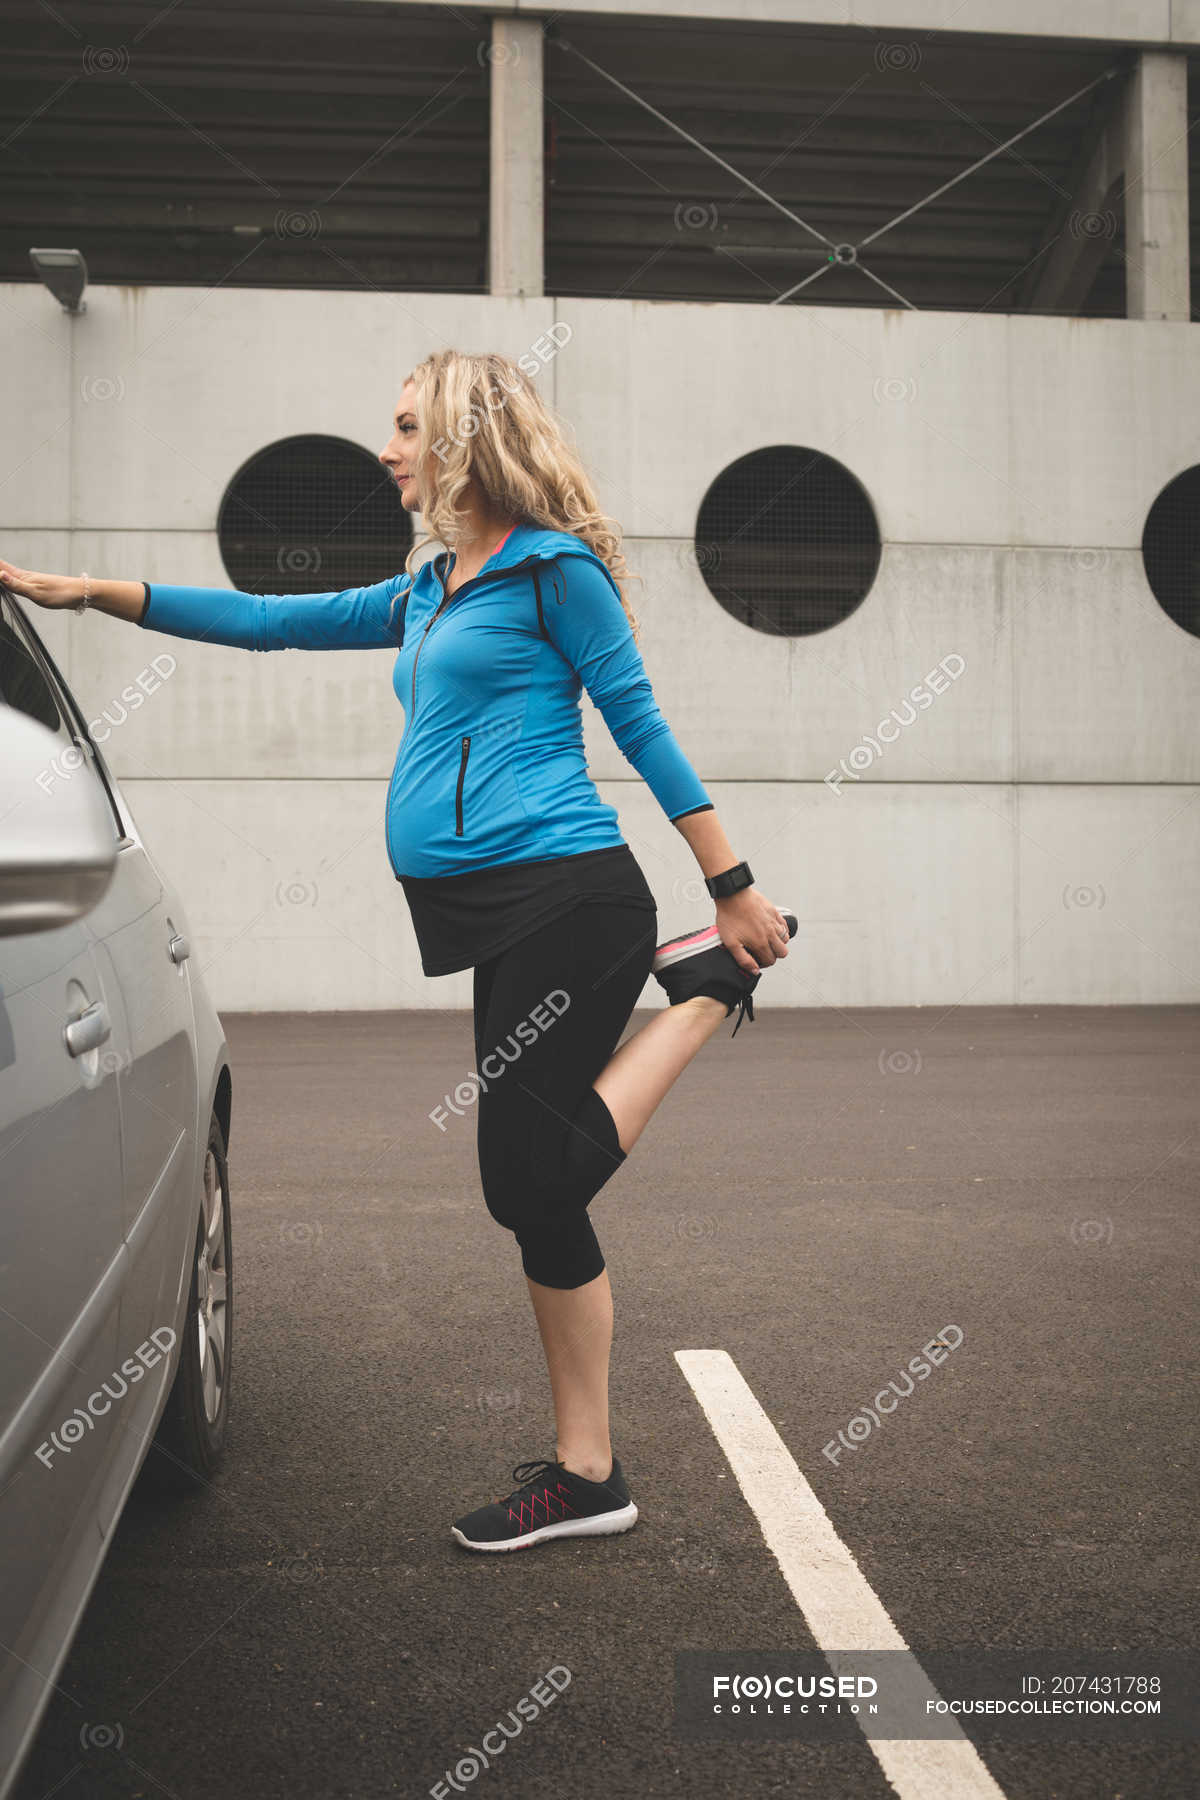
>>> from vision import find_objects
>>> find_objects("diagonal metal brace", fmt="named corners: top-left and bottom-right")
top-left (546, 26), bottom-right (835, 250)
top-left (547, 26), bottom-right (1123, 316)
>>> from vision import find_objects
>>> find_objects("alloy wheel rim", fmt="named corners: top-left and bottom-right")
top-left (195, 1146), bottom-right (229, 1424)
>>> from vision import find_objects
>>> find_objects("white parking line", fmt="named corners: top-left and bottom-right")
top-left (675, 1348), bottom-right (1009, 1800)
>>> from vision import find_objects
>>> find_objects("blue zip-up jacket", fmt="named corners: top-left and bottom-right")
top-left (138, 522), bottom-right (714, 879)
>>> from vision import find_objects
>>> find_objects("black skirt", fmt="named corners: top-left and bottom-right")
top-left (398, 842), bottom-right (658, 977)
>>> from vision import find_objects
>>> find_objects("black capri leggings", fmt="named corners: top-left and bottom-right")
top-left (471, 899), bottom-right (658, 1289)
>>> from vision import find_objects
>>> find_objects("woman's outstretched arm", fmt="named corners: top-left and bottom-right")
top-left (0, 560), bottom-right (412, 650)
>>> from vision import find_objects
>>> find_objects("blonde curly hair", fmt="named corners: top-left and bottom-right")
top-left (400, 348), bottom-right (643, 644)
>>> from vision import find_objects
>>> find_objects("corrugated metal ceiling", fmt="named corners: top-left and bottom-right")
top-left (3, 0), bottom-right (1195, 315)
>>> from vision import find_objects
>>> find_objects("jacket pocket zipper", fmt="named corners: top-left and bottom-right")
top-left (454, 735), bottom-right (471, 837)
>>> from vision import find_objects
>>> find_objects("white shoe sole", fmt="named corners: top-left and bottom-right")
top-left (450, 1500), bottom-right (638, 1552)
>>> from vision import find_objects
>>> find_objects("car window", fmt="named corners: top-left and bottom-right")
top-left (0, 596), bottom-right (71, 738)
top-left (0, 593), bottom-right (124, 840)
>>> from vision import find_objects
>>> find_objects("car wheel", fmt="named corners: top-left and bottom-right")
top-left (144, 1109), bottom-right (233, 1493)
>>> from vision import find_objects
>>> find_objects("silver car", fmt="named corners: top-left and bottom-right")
top-left (0, 587), bottom-right (234, 1797)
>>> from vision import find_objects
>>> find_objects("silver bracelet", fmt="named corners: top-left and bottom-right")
top-left (73, 571), bottom-right (91, 614)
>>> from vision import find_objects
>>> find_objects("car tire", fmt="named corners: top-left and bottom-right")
top-left (144, 1109), bottom-right (233, 1494)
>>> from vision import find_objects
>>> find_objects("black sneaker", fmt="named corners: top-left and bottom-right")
top-left (652, 909), bottom-right (798, 1037)
top-left (450, 1456), bottom-right (637, 1553)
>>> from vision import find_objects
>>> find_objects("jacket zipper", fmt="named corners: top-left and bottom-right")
top-left (455, 735), bottom-right (471, 836)
top-left (408, 553), bottom-right (542, 718)
top-left (388, 551), bottom-right (542, 871)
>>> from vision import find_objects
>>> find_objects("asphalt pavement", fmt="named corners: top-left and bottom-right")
top-left (13, 1003), bottom-right (1199, 1800)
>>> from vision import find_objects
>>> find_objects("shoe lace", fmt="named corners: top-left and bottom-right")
top-left (492, 1457), bottom-right (562, 1504)
top-left (510, 1457), bottom-right (561, 1489)
top-left (730, 990), bottom-right (756, 1037)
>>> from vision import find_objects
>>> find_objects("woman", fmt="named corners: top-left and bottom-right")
top-left (0, 348), bottom-right (796, 1554)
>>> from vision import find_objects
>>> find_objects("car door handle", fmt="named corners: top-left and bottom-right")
top-left (168, 932), bottom-right (190, 965)
top-left (64, 1000), bottom-right (112, 1058)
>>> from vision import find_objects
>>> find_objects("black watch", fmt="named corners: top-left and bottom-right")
top-left (705, 860), bottom-right (754, 900)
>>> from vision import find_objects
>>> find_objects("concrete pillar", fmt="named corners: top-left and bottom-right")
top-left (1122, 51), bottom-right (1190, 321)
top-left (488, 15), bottom-right (543, 298)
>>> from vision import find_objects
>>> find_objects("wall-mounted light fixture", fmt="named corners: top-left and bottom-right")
top-left (29, 247), bottom-right (88, 313)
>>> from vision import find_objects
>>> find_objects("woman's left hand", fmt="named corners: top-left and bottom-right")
top-left (714, 889), bottom-right (793, 976)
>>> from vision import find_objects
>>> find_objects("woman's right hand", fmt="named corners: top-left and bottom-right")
top-left (0, 561), bottom-right (82, 610)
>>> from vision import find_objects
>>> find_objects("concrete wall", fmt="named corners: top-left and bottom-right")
top-left (363, 0), bottom-right (1200, 48)
top-left (4, 282), bottom-right (1198, 1008)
